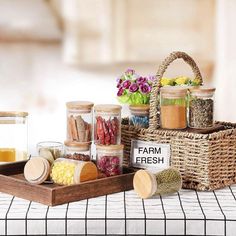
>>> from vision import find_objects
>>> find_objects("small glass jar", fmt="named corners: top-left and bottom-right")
top-left (64, 140), bottom-right (91, 161)
top-left (129, 105), bottom-right (149, 128)
top-left (66, 101), bottom-right (94, 142)
top-left (94, 104), bottom-right (122, 145)
top-left (189, 87), bottom-right (216, 129)
top-left (96, 144), bottom-right (124, 177)
top-left (0, 112), bottom-right (28, 163)
top-left (160, 87), bottom-right (188, 129)
top-left (133, 168), bottom-right (182, 199)
top-left (51, 158), bottom-right (98, 185)
top-left (37, 141), bottom-right (64, 160)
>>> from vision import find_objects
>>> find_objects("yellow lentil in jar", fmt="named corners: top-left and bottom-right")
top-left (51, 161), bottom-right (76, 185)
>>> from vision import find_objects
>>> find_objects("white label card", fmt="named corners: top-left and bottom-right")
top-left (131, 140), bottom-right (170, 170)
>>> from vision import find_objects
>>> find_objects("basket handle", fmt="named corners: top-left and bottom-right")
top-left (149, 51), bottom-right (203, 129)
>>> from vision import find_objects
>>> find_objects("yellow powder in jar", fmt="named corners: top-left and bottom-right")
top-left (161, 105), bottom-right (187, 129)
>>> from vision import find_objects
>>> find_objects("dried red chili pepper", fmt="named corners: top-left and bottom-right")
top-left (96, 116), bottom-right (105, 144)
top-left (107, 119), bottom-right (115, 144)
top-left (103, 119), bottom-right (111, 145)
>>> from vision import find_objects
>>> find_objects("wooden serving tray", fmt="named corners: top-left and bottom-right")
top-left (0, 161), bottom-right (135, 206)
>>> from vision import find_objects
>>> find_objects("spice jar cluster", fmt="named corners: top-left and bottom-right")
top-left (160, 86), bottom-right (216, 130)
top-left (23, 101), bottom-right (124, 187)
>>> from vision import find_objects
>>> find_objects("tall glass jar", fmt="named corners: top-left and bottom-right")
top-left (96, 144), bottom-right (124, 176)
top-left (0, 112), bottom-right (28, 163)
top-left (129, 104), bottom-right (149, 128)
top-left (94, 104), bottom-right (122, 145)
top-left (160, 87), bottom-right (188, 129)
top-left (189, 87), bottom-right (216, 129)
top-left (66, 101), bottom-right (94, 142)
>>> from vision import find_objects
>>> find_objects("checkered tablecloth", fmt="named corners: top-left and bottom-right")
top-left (1, 185), bottom-right (236, 236)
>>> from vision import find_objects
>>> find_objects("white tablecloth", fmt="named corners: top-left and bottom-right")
top-left (1, 185), bottom-right (236, 236)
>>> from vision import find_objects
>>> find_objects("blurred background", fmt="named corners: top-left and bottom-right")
top-left (0, 0), bottom-right (235, 153)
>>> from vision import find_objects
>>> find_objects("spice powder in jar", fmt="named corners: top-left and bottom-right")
top-left (160, 87), bottom-right (188, 129)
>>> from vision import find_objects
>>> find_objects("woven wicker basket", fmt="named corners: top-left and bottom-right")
top-left (121, 51), bottom-right (236, 191)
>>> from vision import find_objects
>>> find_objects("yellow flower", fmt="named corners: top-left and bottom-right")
top-left (191, 78), bottom-right (201, 86)
top-left (175, 76), bottom-right (189, 85)
top-left (160, 77), bottom-right (173, 86)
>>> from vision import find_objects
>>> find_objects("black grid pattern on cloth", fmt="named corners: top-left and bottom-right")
top-left (1, 186), bottom-right (236, 236)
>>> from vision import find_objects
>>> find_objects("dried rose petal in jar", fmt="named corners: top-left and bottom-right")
top-left (96, 145), bottom-right (124, 177)
top-left (94, 104), bottom-right (122, 145)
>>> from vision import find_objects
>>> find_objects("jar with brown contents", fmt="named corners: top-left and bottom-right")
top-left (160, 87), bottom-right (188, 129)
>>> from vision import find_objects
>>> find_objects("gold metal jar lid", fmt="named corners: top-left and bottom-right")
top-left (94, 104), bottom-right (122, 114)
top-left (96, 144), bottom-right (124, 151)
top-left (66, 101), bottom-right (94, 111)
top-left (0, 111), bottom-right (28, 117)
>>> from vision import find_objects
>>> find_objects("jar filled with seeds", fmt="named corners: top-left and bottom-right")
top-left (189, 87), bottom-right (216, 129)
top-left (160, 87), bottom-right (188, 129)
top-left (66, 101), bottom-right (94, 142)
top-left (96, 144), bottom-right (124, 177)
top-left (64, 140), bottom-right (91, 161)
top-left (129, 105), bottom-right (149, 128)
top-left (94, 104), bottom-right (122, 145)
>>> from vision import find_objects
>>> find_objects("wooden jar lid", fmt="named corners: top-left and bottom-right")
top-left (96, 144), bottom-right (124, 151)
top-left (24, 157), bottom-right (50, 184)
top-left (66, 101), bottom-right (94, 111)
top-left (94, 104), bottom-right (122, 114)
top-left (133, 170), bottom-right (157, 199)
top-left (74, 161), bottom-right (98, 184)
top-left (0, 111), bottom-right (28, 117)
top-left (64, 141), bottom-right (91, 151)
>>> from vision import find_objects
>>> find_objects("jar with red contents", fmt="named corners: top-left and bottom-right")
top-left (96, 144), bottom-right (124, 177)
top-left (94, 104), bottom-right (122, 145)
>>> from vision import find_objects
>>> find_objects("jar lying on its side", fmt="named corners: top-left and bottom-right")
top-left (51, 158), bottom-right (98, 185)
top-left (94, 104), bottom-right (122, 145)
top-left (129, 105), bottom-right (150, 128)
top-left (64, 141), bottom-right (91, 161)
top-left (188, 87), bottom-right (216, 129)
top-left (160, 87), bottom-right (188, 129)
top-left (66, 101), bottom-right (94, 142)
top-left (96, 144), bottom-right (124, 177)
top-left (133, 168), bottom-right (182, 199)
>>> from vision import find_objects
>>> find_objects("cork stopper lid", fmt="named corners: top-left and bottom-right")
top-left (94, 104), bottom-right (122, 114)
top-left (189, 86), bottom-right (216, 95)
top-left (129, 104), bottom-right (150, 115)
top-left (24, 157), bottom-right (50, 184)
top-left (133, 170), bottom-right (157, 199)
top-left (66, 101), bottom-right (94, 111)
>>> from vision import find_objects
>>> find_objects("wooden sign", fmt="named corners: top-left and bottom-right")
top-left (131, 140), bottom-right (170, 170)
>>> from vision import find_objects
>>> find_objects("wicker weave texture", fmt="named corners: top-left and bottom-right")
top-left (121, 51), bottom-right (236, 191)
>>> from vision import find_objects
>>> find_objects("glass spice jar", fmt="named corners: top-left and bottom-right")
top-left (160, 87), bottom-right (188, 129)
top-left (0, 112), bottom-right (28, 163)
top-left (96, 144), bottom-right (124, 177)
top-left (129, 104), bottom-right (149, 128)
top-left (188, 87), bottom-right (216, 129)
top-left (66, 101), bottom-right (94, 142)
top-left (51, 158), bottom-right (98, 185)
top-left (64, 140), bottom-right (91, 161)
top-left (133, 168), bottom-right (182, 199)
top-left (37, 141), bottom-right (64, 160)
top-left (94, 104), bottom-right (122, 145)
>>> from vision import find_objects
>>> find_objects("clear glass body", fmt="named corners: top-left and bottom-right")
top-left (64, 143), bottom-right (91, 161)
top-left (0, 113), bottom-right (28, 163)
top-left (37, 141), bottom-right (64, 160)
top-left (160, 92), bottom-right (187, 129)
top-left (67, 108), bottom-right (93, 142)
top-left (65, 145), bottom-right (91, 156)
top-left (94, 111), bottom-right (121, 145)
top-left (96, 145), bottom-right (123, 177)
top-left (189, 91), bottom-right (215, 128)
top-left (129, 110), bottom-right (149, 128)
